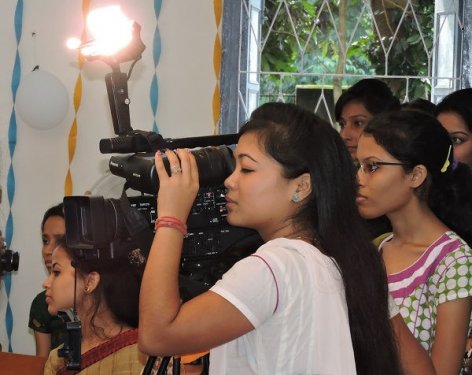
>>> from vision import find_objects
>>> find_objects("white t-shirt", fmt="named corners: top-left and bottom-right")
top-left (209, 238), bottom-right (357, 375)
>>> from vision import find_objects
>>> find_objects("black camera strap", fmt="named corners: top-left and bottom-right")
top-left (118, 187), bottom-right (154, 258)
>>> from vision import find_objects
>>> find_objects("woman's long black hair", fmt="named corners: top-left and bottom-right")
top-left (364, 109), bottom-right (472, 246)
top-left (244, 102), bottom-right (402, 375)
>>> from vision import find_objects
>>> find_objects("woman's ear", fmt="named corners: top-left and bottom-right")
top-left (84, 272), bottom-right (100, 294)
top-left (294, 173), bottom-right (312, 202)
top-left (409, 165), bottom-right (428, 188)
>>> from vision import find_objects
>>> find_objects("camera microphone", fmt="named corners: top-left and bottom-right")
top-left (100, 131), bottom-right (165, 154)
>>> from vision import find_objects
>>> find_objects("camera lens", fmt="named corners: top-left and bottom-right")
top-left (0, 250), bottom-right (19, 273)
top-left (163, 146), bottom-right (235, 187)
top-left (109, 146), bottom-right (235, 194)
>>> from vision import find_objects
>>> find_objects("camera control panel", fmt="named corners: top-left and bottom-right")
top-left (128, 186), bottom-right (262, 261)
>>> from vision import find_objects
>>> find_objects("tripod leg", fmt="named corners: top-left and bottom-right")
top-left (172, 357), bottom-right (181, 375)
top-left (201, 354), bottom-right (210, 375)
top-left (142, 356), bottom-right (157, 375)
top-left (156, 356), bottom-right (171, 375)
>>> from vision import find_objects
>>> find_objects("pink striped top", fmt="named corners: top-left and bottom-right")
top-left (380, 231), bottom-right (472, 351)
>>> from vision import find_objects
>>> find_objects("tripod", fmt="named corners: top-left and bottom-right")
top-left (142, 354), bottom-right (209, 375)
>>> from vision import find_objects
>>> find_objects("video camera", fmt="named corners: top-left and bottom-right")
top-left (62, 29), bottom-right (262, 300)
top-left (65, 132), bottom-right (262, 298)
top-left (60, 17), bottom-right (262, 373)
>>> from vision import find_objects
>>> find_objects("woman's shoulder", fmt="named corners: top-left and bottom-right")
top-left (436, 231), bottom-right (472, 261)
top-left (255, 238), bottom-right (341, 278)
top-left (256, 237), bottom-right (325, 260)
top-left (427, 231), bottom-right (472, 283)
top-left (410, 231), bottom-right (472, 274)
top-left (445, 231), bottom-right (471, 248)
top-left (77, 330), bottom-right (146, 374)
top-left (374, 232), bottom-right (393, 248)
top-left (30, 290), bottom-right (47, 308)
top-left (81, 342), bottom-right (147, 374)
top-left (43, 346), bottom-right (64, 375)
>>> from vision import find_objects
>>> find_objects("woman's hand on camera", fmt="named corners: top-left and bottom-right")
top-left (154, 149), bottom-right (199, 222)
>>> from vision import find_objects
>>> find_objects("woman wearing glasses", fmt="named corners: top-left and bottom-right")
top-left (356, 109), bottom-right (472, 375)
top-left (335, 79), bottom-right (400, 240)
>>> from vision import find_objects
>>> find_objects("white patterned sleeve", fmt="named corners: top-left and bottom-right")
top-left (435, 245), bottom-right (472, 305)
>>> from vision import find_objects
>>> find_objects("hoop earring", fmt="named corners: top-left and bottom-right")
top-left (292, 193), bottom-right (300, 203)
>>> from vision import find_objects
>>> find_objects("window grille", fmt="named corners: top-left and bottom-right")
top-left (220, 0), bottom-right (466, 132)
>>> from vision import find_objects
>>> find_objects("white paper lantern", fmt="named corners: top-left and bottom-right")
top-left (16, 69), bottom-right (69, 130)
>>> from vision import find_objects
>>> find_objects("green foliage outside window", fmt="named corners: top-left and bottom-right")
top-left (260, 0), bottom-right (434, 105)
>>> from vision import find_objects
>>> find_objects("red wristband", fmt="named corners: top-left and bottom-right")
top-left (155, 216), bottom-right (187, 236)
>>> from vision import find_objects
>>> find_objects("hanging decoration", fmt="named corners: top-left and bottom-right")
top-left (16, 67), bottom-right (69, 130)
top-left (64, 0), bottom-right (90, 196)
top-left (4, 0), bottom-right (23, 353)
top-left (212, 0), bottom-right (222, 134)
top-left (150, 0), bottom-right (162, 133)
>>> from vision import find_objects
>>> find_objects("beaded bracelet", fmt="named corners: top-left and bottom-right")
top-left (154, 216), bottom-right (187, 236)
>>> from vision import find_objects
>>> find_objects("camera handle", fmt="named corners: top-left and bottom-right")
top-left (101, 22), bottom-right (145, 136)
top-left (105, 71), bottom-right (132, 136)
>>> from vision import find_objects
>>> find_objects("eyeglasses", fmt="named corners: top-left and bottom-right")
top-left (358, 160), bottom-right (405, 174)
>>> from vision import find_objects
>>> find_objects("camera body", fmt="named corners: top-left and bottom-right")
top-left (64, 140), bottom-right (263, 298)
top-left (58, 26), bottom-right (263, 371)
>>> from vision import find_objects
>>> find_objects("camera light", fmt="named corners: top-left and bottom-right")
top-left (67, 5), bottom-right (134, 57)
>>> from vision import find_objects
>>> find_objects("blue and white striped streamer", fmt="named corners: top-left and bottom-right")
top-left (150, 0), bottom-right (162, 133)
top-left (4, 0), bottom-right (23, 353)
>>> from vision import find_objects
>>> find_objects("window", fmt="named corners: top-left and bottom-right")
top-left (220, 0), bottom-right (466, 133)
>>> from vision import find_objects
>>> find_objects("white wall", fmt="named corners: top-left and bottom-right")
top-left (0, 0), bottom-right (219, 355)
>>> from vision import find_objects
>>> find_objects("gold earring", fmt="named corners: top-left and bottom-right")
top-left (84, 285), bottom-right (90, 293)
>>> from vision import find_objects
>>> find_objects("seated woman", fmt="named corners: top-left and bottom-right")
top-left (29, 203), bottom-right (66, 357)
top-left (42, 237), bottom-right (148, 374)
top-left (356, 109), bottom-right (472, 374)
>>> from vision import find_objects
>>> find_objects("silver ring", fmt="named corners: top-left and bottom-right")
top-left (170, 165), bottom-right (182, 174)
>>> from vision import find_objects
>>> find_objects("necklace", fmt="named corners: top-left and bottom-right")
top-left (286, 233), bottom-right (322, 248)
top-left (292, 235), bottom-right (313, 241)
top-left (287, 235), bottom-right (315, 244)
